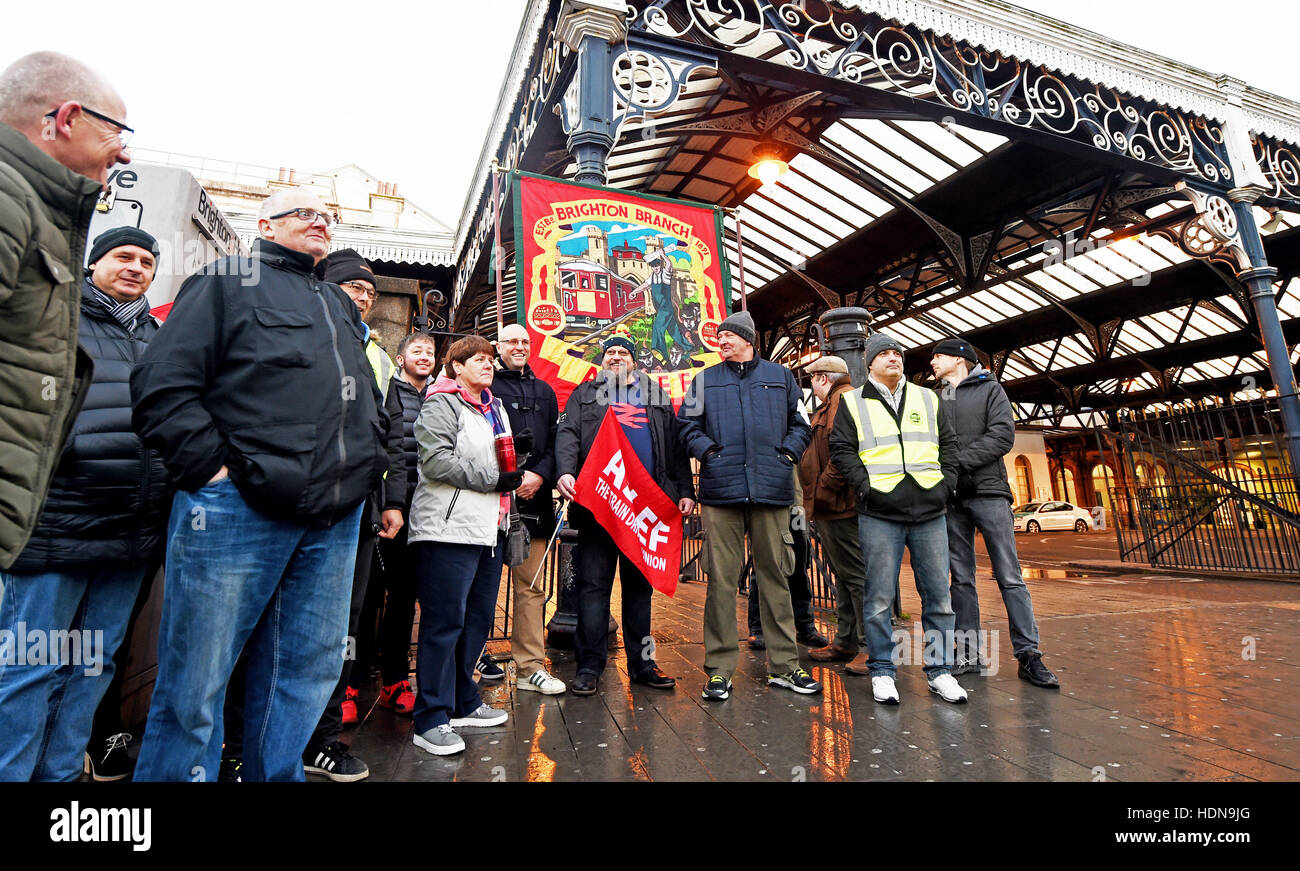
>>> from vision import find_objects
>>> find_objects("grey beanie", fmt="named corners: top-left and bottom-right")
top-left (717, 310), bottom-right (756, 347)
top-left (864, 331), bottom-right (905, 365)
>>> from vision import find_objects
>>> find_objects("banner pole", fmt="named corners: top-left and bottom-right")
top-left (491, 157), bottom-right (505, 337)
top-left (734, 206), bottom-right (748, 313)
top-left (531, 499), bottom-right (570, 590)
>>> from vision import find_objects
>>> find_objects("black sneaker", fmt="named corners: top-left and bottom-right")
top-left (218, 756), bottom-right (243, 782)
top-left (1017, 652), bottom-right (1060, 688)
top-left (303, 741), bottom-right (370, 782)
top-left (701, 675), bottom-right (732, 701)
top-left (477, 653), bottom-right (506, 681)
top-left (952, 657), bottom-right (983, 676)
top-left (768, 668), bottom-right (823, 695)
top-left (83, 732), bottom-right (134, 782)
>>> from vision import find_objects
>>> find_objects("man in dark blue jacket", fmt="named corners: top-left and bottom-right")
top-left (130, 190), bottom-right (388, 782)
top-left (677, 311), bottom-right (818, 701)
top-left (0, 227), bottom-right (167, 781)
top-left (931, 337), bottom-right (1058, 688)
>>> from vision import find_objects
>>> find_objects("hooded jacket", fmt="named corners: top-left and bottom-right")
top-left (940, 365), bottom-right (1016, 502)
top-left (407, 376), bottom-right (511, 547)
top-left (10, 280), bottom-right (170, 572)
top-left (130, 239), bottom-right (388, 528)
top-left (491, 357), bottom-right (559, 539)
top-left (0, 123), bottom-right (101, 568)
top-left (384, 373), bottom-right (424, 511)
top-left (829, 380), bottom-right (959, 524)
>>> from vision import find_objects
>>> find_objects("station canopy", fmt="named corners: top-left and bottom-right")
top-left (452, 0), bottom-right (1300, 426)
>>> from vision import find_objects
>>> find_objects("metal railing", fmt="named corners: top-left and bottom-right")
top-left (1100, 397), bottom-right (1300, 574)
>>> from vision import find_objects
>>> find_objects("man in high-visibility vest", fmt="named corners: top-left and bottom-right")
top-left (829, 333), bottom-right (967, 705)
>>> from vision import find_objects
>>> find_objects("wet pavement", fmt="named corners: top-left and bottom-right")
top-left (340, 540), bottom-right (1300, 782)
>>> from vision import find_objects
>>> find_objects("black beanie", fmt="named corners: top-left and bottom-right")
top-left (717, 310), bottom-right (756, 347)
top-left (320, 249), bottom-right (378, 287)
top-left (933, 337), bottom-right (979, 365)
top-left (86, 226), bottom-right (160, 272)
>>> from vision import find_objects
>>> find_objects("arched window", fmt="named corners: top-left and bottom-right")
top-left (1055, 467), bottom-right (1078, 505)
top-left (1014, 455), bottom-right (1034, 504)
top-left (1092, 464), bottom-right (1115, 509)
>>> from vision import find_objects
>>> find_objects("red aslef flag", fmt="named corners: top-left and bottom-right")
top-left (573, 408), bottom-right (682, 597)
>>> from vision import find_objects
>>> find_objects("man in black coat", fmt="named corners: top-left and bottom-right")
top-left (492, 324), bottom-right (565, 694)
top-left (556, 335), bottom-right (694, 696)
top-left (931, 338), bottom-right (1059, 688)
top-left (130, 189), bottom-right (389, 781)
top-left (0, 227), bottom-right (168, 781)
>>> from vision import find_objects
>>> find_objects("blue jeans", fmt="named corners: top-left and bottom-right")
top-left (947, 496), bottom-right (1040, 658)
top-left (859, 514), bottom-right (954, 679)
top-left (133, 478), bottom-right (362, 782)
top-left (0, 565), bottom-right (147, 781)
top-left (411, 536), bottom-right (504, 733)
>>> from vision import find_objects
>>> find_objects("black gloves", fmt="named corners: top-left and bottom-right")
top-left (513, 428), bottom-right (534, 457)
top-left (495, 470), bottom-right (525, 493)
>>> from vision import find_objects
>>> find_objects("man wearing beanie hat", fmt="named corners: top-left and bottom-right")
top-left (931, 338), bottom-right (1059, 688)
top-left (0, 226), bottom-right (169, 780)
top-left (829, 332), bottom-right (968, 705)
top-left (556, 333), bottom-right (694, 695)
top-left (678, 309), bottom-right (819, 700)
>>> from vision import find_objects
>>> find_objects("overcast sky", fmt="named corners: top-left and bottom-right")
top-left (2, 1), bottom-right (1293, 227)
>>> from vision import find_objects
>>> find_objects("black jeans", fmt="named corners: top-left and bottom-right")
top-left (374, 524), bottom-right (419, 686)
top-left (747, 527), bottom-right (814, 637)
top-left (573, 522), bottom-right (655, 678)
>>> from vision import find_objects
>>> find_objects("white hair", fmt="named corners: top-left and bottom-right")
top-left (257, 189), bottom-right (302, 223)
top-left (0, 51), bottom-right (119, 128)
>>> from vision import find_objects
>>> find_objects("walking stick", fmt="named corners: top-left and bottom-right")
top-left (530, 499), bottom-right (570, 590)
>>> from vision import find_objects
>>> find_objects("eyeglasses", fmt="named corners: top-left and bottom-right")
top-left (268, 208), bottom-right (335, 228)
top-left (499, 338), bottom-right (531, 346)
top-left (341, 281), bottom-right (378, 300)
top-left (46, 105), bottom-right (134, 148)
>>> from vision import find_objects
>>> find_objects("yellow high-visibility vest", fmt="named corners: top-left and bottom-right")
top-left (841, 382), bottom-right (943, 493)
top-left (366, 339), bottom-right (394, 402)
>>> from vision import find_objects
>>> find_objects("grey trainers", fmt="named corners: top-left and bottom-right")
top-left (449, 703), bottom-right (508, 728)
top-left (413, 724), bottom-right (465, 756)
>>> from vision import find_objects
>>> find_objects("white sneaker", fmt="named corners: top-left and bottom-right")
top-left (518, 668), bottom-right (566, 695)
top-left (928, 673), bottom-right (969, 704)
top-left (413, 724), bottom-right (465, 756)
top-left (871, 675), bottom-right (900, 705)
top-left (449, 703), bottom-right (509, 728)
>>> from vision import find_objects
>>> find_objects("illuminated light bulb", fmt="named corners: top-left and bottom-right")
top-left (748, 157), bottom-right (789, 188)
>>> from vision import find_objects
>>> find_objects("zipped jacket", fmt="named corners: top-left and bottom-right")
top-left (130, 239), bottom-right (388, 528)
top-left (0, 123), bottom-right (101, 568)
top-left (407, 377), bottom-right (511, 547)
top-left (10, 281), bottom-right (170, 571)
top-left (492, 358), bottom-right (560, 539)
top-left (940, 366), bottom-right (1016, 502)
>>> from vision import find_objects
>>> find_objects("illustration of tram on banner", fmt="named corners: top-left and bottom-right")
top-left (558, 258), bottom-right (643, 327)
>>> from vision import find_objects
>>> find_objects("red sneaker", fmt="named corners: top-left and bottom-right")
top-left (378, 680), bottom-right (415, 715)
top-left (341, 686), bottom-right (359, 725)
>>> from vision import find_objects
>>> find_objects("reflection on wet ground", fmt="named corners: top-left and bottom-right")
top-left (343, 560), bottom-right (1300, 782)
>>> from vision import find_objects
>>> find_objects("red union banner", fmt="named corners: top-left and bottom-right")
top-left (513, 172), bottom-right (731, 410)
top-left (573, 409), bottom-right (682, 598)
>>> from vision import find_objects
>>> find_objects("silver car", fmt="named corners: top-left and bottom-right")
top-left (1012, 501), bottom-right (1094, 534)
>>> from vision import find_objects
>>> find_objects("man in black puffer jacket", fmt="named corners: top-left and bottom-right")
top-left (931, 337), bottom-right (1058, 689)
top-left (0, 228), bottom-right (168, 781)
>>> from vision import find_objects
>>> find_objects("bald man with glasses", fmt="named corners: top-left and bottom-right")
top-left (131, 188), bottom-right (391, 781)
top-left (0, 51), bottom-right (131, 570)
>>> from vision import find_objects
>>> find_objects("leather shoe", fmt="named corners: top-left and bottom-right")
top-left (797, 629), bottom-right (831, 648)
top-left (845, 653), bottom-right (871, 676)
top-left (631, 666), bottom-right (676, 690)
top-left (570, 672), bottom-right (599, 696)
top-left (747, 634), bottom-right (766, 651)
top-left (809, 643), bottom-right (855, 663)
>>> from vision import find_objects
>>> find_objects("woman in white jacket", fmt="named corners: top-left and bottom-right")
top-left (408, 335), bottom-right (525, 756)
